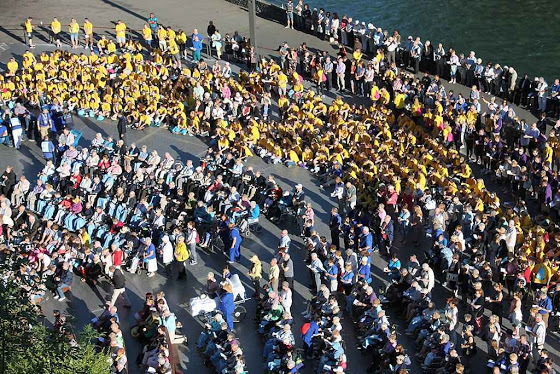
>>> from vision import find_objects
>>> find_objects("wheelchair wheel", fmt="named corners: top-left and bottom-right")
top-left (250, 223), bottom-right (263, 234)
top-left (130, 325), bottom-right (140, 338)
top-left (232, 305), bottom-right (247, 323)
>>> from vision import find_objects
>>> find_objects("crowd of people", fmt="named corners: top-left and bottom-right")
top-left (282, 0), bottom-right (560, 118)
top-left (0, 8), bottom-right (558, 374)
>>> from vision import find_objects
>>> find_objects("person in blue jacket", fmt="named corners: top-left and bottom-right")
top-left (218, 282), bottom-right (235, 330)
top-left (358, 226), bottom-right (374, 254)
top-left (192, 33), bottom-right (203, 62)
top-left (228, 222), bottom-right (242, 263)
top-left (357, 256), bottom-right (371, 283)
top-left (302, 317), bottom-right (320, 358)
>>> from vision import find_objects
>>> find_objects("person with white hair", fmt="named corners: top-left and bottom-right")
top-left (159, 235), bottom-right (174, 277)
top-left (420, 263), bottom-right (435, 293)
top-left (307, 252), bottom-right (325, 293)
top-left (504, 219), bottom-right (517, 256)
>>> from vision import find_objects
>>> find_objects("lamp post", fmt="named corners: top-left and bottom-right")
top-left (248, 0), bottom-right (258, 56)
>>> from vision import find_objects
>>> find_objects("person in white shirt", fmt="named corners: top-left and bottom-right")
top-left (531, 314), bottom-right (546, 362)
top-left (307, 252), bottom-right (325, 293)
top-left (186, 221), bottom-right (198, 265)
top-left (504, 220), bottom-right (517, 255)
top-left (11, 175), bottom-right (30, 206)
top-left (159, 235), bottom-right (174, 277)
top-left (420, 263), bottom-right (435, 293)
top-left (279, 281), bottom-right (293, 316)
top-left (537, 77), bottom-right (549, 112)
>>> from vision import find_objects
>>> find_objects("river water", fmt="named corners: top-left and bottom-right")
top-left (270, 0), bottom-right (560, 83)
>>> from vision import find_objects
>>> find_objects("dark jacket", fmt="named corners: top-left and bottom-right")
top-left (117, 116), bottom-right (127, 135)
top-left (112, 268), bottom-right (126, 289)
top-left (59, 268), bottom-right (73, 285)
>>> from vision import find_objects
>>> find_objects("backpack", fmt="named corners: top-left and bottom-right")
top-left (300, 322), bottom-right (311, 335)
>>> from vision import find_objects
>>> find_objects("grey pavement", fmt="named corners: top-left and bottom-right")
top-left (0, 1), bottom-right (556, 373)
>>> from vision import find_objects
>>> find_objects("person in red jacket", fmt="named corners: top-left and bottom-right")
top-left (111, 244), bottom-right (124, 268)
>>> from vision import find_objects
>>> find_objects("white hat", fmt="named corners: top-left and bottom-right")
top-left (367, 23), bottom-right (374, 30)
top-left (295, 183), bottom-right (303, 189)
top-left (361, 21), bottom-right (365, 25)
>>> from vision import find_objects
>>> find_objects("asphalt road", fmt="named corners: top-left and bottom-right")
top-left (0, 1), bottom-right (556, 373)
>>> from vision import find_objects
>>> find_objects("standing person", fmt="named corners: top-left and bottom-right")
top-left (41, 136), bottom-right (55, 161)
top-left (176, 29), bottom-right (187, 60)
top-left (323, 56), bottom-right (333, 91)
top-left (157, 25), bottom-right (168, 51)
top-left (211, 30), bottom-right (223, 60)
top-left (435, 43), bottom-right (446, 78)
top-left (69, 18), bottom-right (80, 49)
top-left (117, 113), bottom-right (127, 144)
top-left (14, 103), bottom-right (32, 141)
top-left (24, 17), bottom-right (35, 48)
top-left (268, 258), bottom-right (280, 293)
top-left (329, 207), bottom-right (341, 250)
top-left (142, 237), bottom-right (157, 277)
top-left (410, 39), bottom-right (422, 74)
top-left (109, 266), bottom-right (131, 308)
top-left (218, 283), bottom-right (235, 330)
top-left (228, 222), bottom-right (242, 263)
top-left (336, 56), bottom-right (346, 91)
top-left (173, 235), bottom-right (189, 280)
top-left (192, 34), bottom-right (203, 62)
top-left (159, 235), bottom-right (174, 277)
top-left (147, 13), bottom-right (158, 35)
top-left (537, 77), bottom-right (549, 113)
top-left (83, 18), bottom-right (94, 50)
top-left (142, 23), bottom-right (153, 50)
top-left (115, 20), bottom-right (127, 49)
top-left (307, 252), bottom-right (325, 294)
top-left (248, 255), bottom-right (262, 298)
top-left (448, 50), bottom-right (460, 84)
top-left (315, 63), bottom-right (325, 96)
top-left (6, 113), bottom-right (23, 150)
top-left (285, 0), bottom-right (294, 29)
top-left (278, 229), bottom-right (291, 252)
top-left (295, 0), bottom-right (303, 30)
top-left (50, 17), bottom-right (62, 48)
top-left (206, 21), bottom-right (216, 49)
top-left (280, 253), bottom-right (294, 289)
top-left (186, 221), bottom-right (198, 265)
top-left (531, 314), bottom-right (546, 364)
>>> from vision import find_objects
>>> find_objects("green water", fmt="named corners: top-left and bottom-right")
top-left (272, 0), bottom-right (560, 83)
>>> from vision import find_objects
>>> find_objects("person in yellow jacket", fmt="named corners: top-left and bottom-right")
top-left (115, 20), bottom-right (127, 48)
top-left (176, 29), bottom-right (187, 59)
top-left (168, 40), bottom-right (181, 69)
top-left (24, 17), bottom-right (35, 48)
top-left (69, 18), bottom-right (80, 48)
top-left (157, 25), bottom-right (168, 51)
top-left (142, 24), bottom-right (153, 49)
top-left (174, 236), bottom-right (189, 279)
top-left (50, 17), bottom-right (62, 48)
top-left (6, 57), bottom-right (18, 77)
top-left (83, 18), bottom-right (94, 50)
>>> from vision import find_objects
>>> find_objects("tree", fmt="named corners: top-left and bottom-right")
top-left (0, 258), bottom-right (111, 374)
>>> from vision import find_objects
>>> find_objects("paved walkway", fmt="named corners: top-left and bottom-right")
top-left (0, 1), bottom-right (555, 374)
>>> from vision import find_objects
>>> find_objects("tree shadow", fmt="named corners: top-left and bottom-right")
top-left (101, 0), bottom-right (148, 22)
top-left (0, 25), bottom-right (25, 43)
top-left (80, 117), bottom-right (111, 138)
